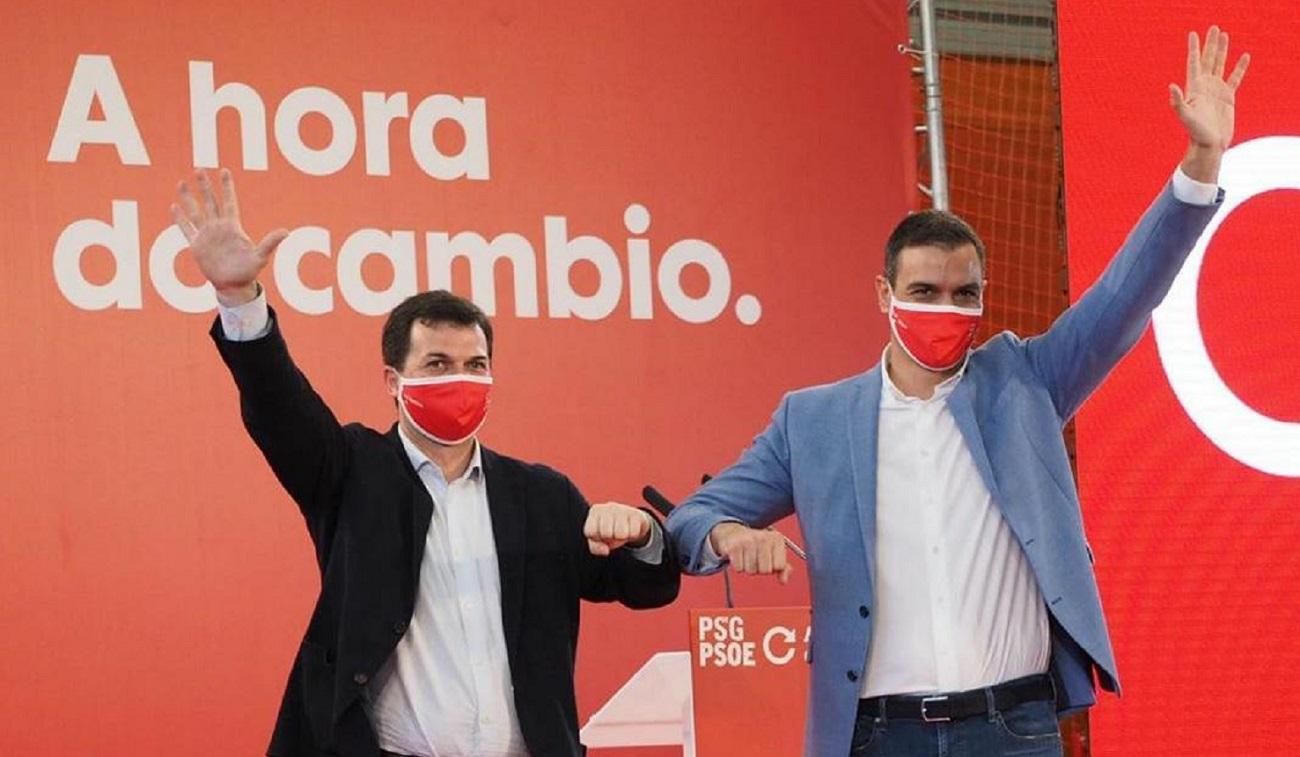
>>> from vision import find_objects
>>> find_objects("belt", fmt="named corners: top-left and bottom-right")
top-left (858, 674), bottom-right (1055, 723)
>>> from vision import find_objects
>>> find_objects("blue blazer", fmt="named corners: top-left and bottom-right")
top-left (665, 183), bottom-right (1221, 756)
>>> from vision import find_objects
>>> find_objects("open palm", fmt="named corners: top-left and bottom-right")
top-left (171, 170), bottom-right (287, 298)
top-left (1170, 26), bottom-right (1250, 150)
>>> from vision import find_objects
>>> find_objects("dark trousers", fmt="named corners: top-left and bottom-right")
top-left (850, 698), bottom-right (1063, 756)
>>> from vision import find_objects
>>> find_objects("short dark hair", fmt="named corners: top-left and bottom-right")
top-left (884, 209), bottom-right (986, 285)
top-left (381, 290), bottom-right (493, 368)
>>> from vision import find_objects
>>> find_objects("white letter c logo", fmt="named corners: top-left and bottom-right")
top-left (1152, 136), bottom-right (1300, 478)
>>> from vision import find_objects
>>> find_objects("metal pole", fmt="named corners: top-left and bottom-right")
top-left (917, 0), bottom-right (949, 210)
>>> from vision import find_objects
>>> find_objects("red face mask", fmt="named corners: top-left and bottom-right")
top-left (398, 374), bottom-right (493, 445)
top-left (888, 296), bottom-right (983, 372)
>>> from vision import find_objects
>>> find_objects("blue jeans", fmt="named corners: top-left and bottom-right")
top-left (850, 698), bottom-right (1064, 756)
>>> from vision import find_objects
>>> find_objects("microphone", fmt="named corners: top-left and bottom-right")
top-left (641, 485), bottom-right (676, 518)
top-left (643, 482), bottom-right (734, 608)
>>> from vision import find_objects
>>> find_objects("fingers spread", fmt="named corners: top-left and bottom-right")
top-left (1168, 84), bottom-right (1190, 120)
top-left (1187, 30), bottom-right (1200, 84)
top-left (1213, 30), bottom-right (1228, 78)
top-left (1227, 53), bottom-right (1250, 92)
top-left (170, 204), bottom-right (197, 242)
top-left (1202, 27), bottom-right (1218, 74)
top-left (255, 229), bottom-right (289, 261)
top-left (220, 168), bottom-right (240, 220)
top-left (196, 171), bottom-right (219, 218)
top-left (177, 181), bottom-right (202, 225)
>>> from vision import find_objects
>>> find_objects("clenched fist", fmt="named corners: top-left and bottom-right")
top-left (709, 522), bottom-right (793, 584)
top-left (584, 503), bottom-right (654, 556)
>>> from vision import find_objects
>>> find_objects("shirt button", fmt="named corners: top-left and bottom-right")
top-left (846, 670), bottom-right (859, 682)
top-left (353, 672), bottom-right (369, 686)
top-left (859, 605), bottom-right (870, 618)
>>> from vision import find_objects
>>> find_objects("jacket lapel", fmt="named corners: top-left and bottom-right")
top-left (481, 447), bottom-right (526, 663)
top-left (848, 368), bottom-right (882, 590)
top-left (946, 377), bottom-right (1003, 503)
top-left (383, 425), bottom-right (435, 587)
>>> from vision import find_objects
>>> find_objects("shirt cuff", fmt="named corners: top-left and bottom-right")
top-left (217, 284), bottom-right (271, 341)
top-left (625, 512), bottom-right (665, 565)
top-left (1170, 166), bottom-right (1220, 206)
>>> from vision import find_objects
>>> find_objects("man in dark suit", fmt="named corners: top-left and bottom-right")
top-left (172, 170), bottom-right (680, 757)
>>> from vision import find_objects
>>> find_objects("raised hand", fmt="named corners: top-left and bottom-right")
top-left (171, 169), bottom-right (288, 306)
top-left (584, 503), bottom-right (654, 557)
top-left (1170, 26), bottom-right (1249, 152)
top-left (708, 521), bottom-right (793, 584)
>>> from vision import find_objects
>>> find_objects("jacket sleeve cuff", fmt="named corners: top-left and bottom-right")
top-left (625, 511), bottom-right (665, 565)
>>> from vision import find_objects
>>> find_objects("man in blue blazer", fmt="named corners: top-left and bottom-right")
top-left (666, 26), bottom-right (1249, 757)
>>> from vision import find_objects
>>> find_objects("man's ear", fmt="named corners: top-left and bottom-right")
top-left (875, 274), bottom-right (892, 315)
top-left (383, 366), bottom-right (400, 399)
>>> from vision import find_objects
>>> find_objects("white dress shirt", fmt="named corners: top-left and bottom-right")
top-left (216, 293), bottom-right (664, 756)
top-left (862, 351), bottom-right (1049, 697)
top-left (694, 354), bottom-right (1052, 698)
top-left (368, 434), bottom-right (527, 757)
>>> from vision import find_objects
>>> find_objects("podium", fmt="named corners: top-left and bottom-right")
top-left (580, 651), bottom-right (696, 753)
top-left (581, 607), bottom-right (810, 755)
top-left (689, 607), bottom-right (810, 755)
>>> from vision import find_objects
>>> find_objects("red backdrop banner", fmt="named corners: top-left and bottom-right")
top-left (1059, 3), bottom-right (1300, 754)
top-left (0, 2), bottom-right (910, 753)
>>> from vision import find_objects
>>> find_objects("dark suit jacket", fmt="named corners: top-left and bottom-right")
top-left (211, 312), bottom-right (680, 757)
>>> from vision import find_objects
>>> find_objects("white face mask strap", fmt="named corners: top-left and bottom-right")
top-left (887, 286), bottom-right (983, 317)
top-left (398, 373), bottom-right (494, 388)
top-left (892, 299), bottom-right (983, 317)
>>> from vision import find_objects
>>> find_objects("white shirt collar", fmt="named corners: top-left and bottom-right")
top-left (397, 426), bottom-right (483, 484)
top-left (879, 344), bottom-right (968, 406)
